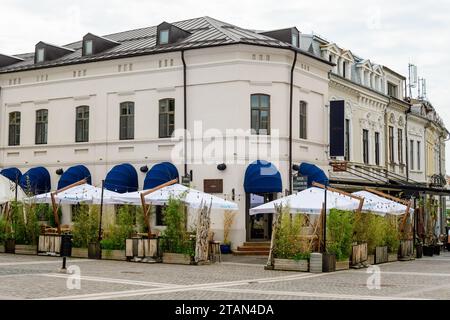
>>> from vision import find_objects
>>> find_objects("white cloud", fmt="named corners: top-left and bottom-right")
top-left (2, 0), bottom-right (449, 173)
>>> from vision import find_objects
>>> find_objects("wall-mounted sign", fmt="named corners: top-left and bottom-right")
top-left (293, 175), bottom-right (308, 192)
top-left (203, 179), bottom-right (223, 194)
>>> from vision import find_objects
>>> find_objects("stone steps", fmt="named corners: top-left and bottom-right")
top-left (232, 242), bottom-right (270, 256)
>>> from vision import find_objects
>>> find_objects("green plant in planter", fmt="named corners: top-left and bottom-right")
top-left (72, 204), bottom-right (99, 248)
top-left (101, 205), bottom-right (135, 251)
top-left (383, 215), bottom-right (400, 253)
top-left (8, 201), bottom-right (40, 245)
top-left (273, 207), bottom-right (308, 260)
top-left (327, 209), bottom-right (354, 261)
top-left (223, 210), bottom-right (236, 246)
top-left (353, 212), bottom-right (385, 253)
top-left (160, 197), bottom-right (194, 257)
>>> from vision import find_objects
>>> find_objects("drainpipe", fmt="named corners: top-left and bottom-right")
top-left (288, 50), bottom-right (298, 195)
top-left (181, 50), bottom-right (188, 177)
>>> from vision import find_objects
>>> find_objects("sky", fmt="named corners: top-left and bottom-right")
top-left (1, 0), bottom-right (449, 172)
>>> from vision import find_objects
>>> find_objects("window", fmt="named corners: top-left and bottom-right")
top-left (35, 109), bottom-right (48, 145)
top-left (389, 126), bottom-right (394, 163)
top-left (76, 106), bottom-right (89, 142)
top-left (36, 48), bottom-right (45, 63)
top-left (417, 141), bottom-right (421, 170)
top-left (159, 98), bottom-right (175, 138)
top-left (342, 61), bottom-right (347, 78)
top-left (398, 128), bottom-right (403, 164)
top-left (159, 30), bottom-right (169, 44)
top-left (363, 129), bottom-right (369, 165)
top-left (291, 33), bottom-right (298, 47)
top-left (410, 140), bottom-right (414, 171)
top-left (329, 54), bottom-right (333, 63)
top-left (344, 119), bottom-right (350, 161)
top-left (84, 40), bottom-right (93, 55)
top-left (375, 132), bottom-right (380, 166)
top-left (387, 82), bottom-right (398, 98)
top-left (299, 101), bottom-right (307, 139)
top-left (251, 94), bottom-right (270, 135)
top-left (119, 102), bottom-right (135, 140)
top-left (8, 112), bottom-right (21, 146)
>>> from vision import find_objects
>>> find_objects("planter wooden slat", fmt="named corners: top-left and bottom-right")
top-left (38, 235), bottom-right (61, 255)
top-left (335, 260), bottom-right (350, 271)
top-left (273, 258), bottom-right (309, 272)
top-left (0, 245), bottom-right (5, 253)
top-left (162, 253), bottom-right (193, 265)
top-left (351, 243), bottom-right (368, 266)
top-left (15, 245), bottom-right (37, 255)
top-left (399, 240), bottom-right (414, 260)
top-left (102, 250), bottom-right (126, 261)
top-left (388, 253), bottom-right (398, 262)
top-left (71, 248), bottom-right (88, 258)
top-left (126, 238), bottom-right (159, 259)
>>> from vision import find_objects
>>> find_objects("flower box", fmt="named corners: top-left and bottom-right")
top-left (71, 247), bottom-right (89, 258)
top-left (162, 252), bottom-right (194, 265)
top-left (368, 254), bottom-right (375, 265)
top-left (374, 246), bottom-right (388, 264)
top-left (423, 245), bottom-right (434, 257)
top-left (15, 245), bottom-right (37, 255)
top-left (38, 235), bottom-right (61, 256)
top-left (101, 249), bottom-right (126, 261)
top-left (388, 253), bottom-right (398, 262)
top-left (5, 239), bottom-right (15, 254)
top-left (125, 238), bottom-right (160, 260)
top-left (335, 260), bottom-right (350, 271)
top-left (322, 253), bottom-right (336, 272)
top-left (351, 243), bottom-right (368, 267)
top-left (273, 258), bottom-right (309, 272)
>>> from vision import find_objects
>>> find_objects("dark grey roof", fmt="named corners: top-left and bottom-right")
top-left (0, 16), bottom-right (330, 74)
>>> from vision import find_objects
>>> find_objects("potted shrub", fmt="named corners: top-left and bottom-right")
top-left (220, 211), bottom-right (236, 254)
top-left (384, 215), bottom-right (400, 262)
top-left (160, 198), bottom-right (195, 265)
top-left (72, 204), bottom-right (99, 259)
top-left (273, 209), bottom-right (310, 272)
top-left (415, 239), bottom-right (423, 259)
top-left (326, 209), bottom-right (354, 271)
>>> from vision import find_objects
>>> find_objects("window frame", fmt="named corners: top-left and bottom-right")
top-left (75, 105), bottom-right (90, 143)
top-left (35, 109), bottom-right (48, 145)
top-left (362, 129), bottom-right (369, 165)
top-left (84, 40), bottom-right (93, 55)
top-left (375, 132), bottom-right (380, 166)
top-left (417, 141), bottom-right (421, 170)
top-left (410, 140), bottom-right (414, 171)
top-left (398, 128), bottom-right (403, 164)
top-left (344, 119), bottom-right (350, 161)
top-left (159, 29), bottom-right (169, 45)
top-left (159, 98), bottom-right (175, 138)
top-left (250, 94), bottom-right (271, 135)
top-left (36, 48), bottom-right (45, 63)
top-left (299, 101), bottom-right (307, 140)
top-left (388, 126), bottom-right (394, 163)
top-left (119, 102), bottom-right (135, 140)
top-left (8, 112), bottom-right (21, 146)
top-left (387, 82), bottom-right (398, 98)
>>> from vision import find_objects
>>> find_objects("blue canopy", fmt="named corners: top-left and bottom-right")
top-left (104, 163), bottom-right (138, 193)
top-left (244, 160), bottom-right (282, 194)
top-left (298, 163), bottom-right (329, 188)
top-left (19, 167), bottom-right (51, 195)
top-left (57, 165), bottom-right (92, 190)
top-left (1, 167), bottom-right (22, 183)
top-left (144, 162), bottom-right (179, 189)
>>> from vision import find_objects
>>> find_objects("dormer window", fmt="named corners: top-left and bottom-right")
top-left (84, 40), bottom-right (93, 55)
top-left (291, 33), bottom-right (298, 47)
top-left (37, 48), bottom-right (45, 63)
top-left (159, 30), bottom-right (169, 45)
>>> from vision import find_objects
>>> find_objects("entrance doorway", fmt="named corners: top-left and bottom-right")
top-left (246, 193), bottom-right (274, 241)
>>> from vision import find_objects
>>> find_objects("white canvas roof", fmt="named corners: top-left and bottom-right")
top-left (0, 175), bottom-right (26, 204)
top-left (352, 190), bottom-right (413, 216)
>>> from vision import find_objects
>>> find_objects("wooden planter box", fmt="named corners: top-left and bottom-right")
top-left (351, 243), bottom-right (368, 267)
top-left (335, 260), bottom-right (350, 271)
top-left (0, 245), bottom-right (4, 253)
top-left (71, 248), bottom-right (89, 258)
top-left (38, 235), bottom-right (61, 256)
top-left (423, 245), bottom-right (434, 257)
top-left (399, 240), bottom-right (414, 261)
top-left (388, 253), bottom-right (398, 262)
top-left (125, 238), bottom-right (160, 260)
top-left (5, 239), bottom-right (15, 254)
top-left (273, 258), bottom-right (309, 272)
top-left (368, 254), bottom-right (375, 265)
top-left (416, 244), bottom-right (423, 259)
top-left (101, 249), bottom-right (126, 261)
top-left (162, 252), bottom-right (194, 265)
top-left (15, 245), bottom-right (37, 255)
top-left (374, 246), bottom-right (388, 264)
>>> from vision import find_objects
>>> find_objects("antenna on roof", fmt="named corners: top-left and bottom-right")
top-left (418, 78), bottom-right (427, 100)
top-left (408, 63), bottom-right (417, 98)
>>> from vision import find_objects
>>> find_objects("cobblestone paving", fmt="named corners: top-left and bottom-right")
top-left (0, 252), bottom-right (448, 300)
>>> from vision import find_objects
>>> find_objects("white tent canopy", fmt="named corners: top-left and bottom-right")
top-left (249, 187), bottom-right (361, 215)
top-left (113, 184), bottom-right (239, 211)
top-left (25, 183), bottom-right (124, 205)
top-left (0, 175), bottom-right (26, 204)
top-left (352, 190), bottom-right (413, 216)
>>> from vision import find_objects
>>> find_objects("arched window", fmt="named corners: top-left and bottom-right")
top-left (8, 112), bottom-right (21, 146)
top-left (159, 98), bottom-right (175, 138)
top-left (35, 109), bottom-right (48, 145)
top-left (299, 101), bottom-right (307, 139)
top-left (251, 94), bottom-right (270, 135)
top-left (76, 106), bottom-right (89, 142)
top-left (120, 102), bottom-right (134, 140)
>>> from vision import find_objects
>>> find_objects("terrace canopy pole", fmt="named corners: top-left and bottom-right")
top-left (139, 179), bottom-right (178, 238)
top-left (50, 178), bottom-right (88, 235)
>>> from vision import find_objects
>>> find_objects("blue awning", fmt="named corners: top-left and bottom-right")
top-left (1, 167), bottom-right (22, 183)
top-left (298, 163), bottom-right (329, 188)
top-left (244, 160), bottom-right (282, 194)
top-left (104, 163), bottom-right (138, 193)
top-left (19, 167), bottom-right (51, 195)
top-left (57, 165), bottom-right (92, 190)
top-left (144, 162), bottom-right (179, 190)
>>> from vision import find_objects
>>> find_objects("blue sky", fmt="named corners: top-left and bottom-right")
top-left (2, 0), bottom-right (449, 172)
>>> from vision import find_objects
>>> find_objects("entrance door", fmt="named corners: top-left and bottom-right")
top-left (246, 193), bottom-right (274, 241)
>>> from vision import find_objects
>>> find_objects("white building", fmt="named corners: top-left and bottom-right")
top-left (0, 17), bottom-right (333, 249)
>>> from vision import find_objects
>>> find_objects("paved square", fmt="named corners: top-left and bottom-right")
top-left (0, 252), bottom-right (449, 300)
